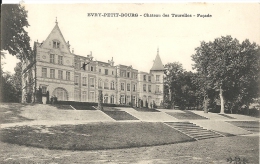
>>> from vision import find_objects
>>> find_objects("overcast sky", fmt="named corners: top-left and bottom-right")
top-left (2, 3), bottom-right (260, 74)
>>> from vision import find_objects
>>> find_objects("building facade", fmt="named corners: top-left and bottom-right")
top-left (22, 21), bottom-right (165, 107)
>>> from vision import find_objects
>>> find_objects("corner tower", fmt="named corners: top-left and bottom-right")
top-left (150, 48), bottom-right (165, 107)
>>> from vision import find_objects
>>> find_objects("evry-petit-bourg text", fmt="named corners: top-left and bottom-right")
top-left (87, 13), bottom-right (212, 18)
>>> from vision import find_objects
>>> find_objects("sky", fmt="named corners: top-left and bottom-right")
top-left (2, 3), bottom-right (260, 74)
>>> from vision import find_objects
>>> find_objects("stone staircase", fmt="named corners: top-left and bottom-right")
top-left (165, 122), bottom-right (224, 140)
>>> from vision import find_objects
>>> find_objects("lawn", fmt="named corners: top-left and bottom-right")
top-left (227, 121), bottom-right (260, 132)
top-left (0, 103), bottom-right (33, 124)
top-left (166, 110), bottom-right (208, 120)
top-left (102, 111), bottom-right (138, 120)
top-left (133, 107), bottom-right (160, 112)
top-left (0, 122), bottom-right (194, 151)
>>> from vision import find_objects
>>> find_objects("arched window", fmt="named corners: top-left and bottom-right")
top-left (110, 95), bottom-right (114, 104)
top-left (52, 87), bottom-right (68, 101)
top-left (104, 94), bottom-right (108, 103)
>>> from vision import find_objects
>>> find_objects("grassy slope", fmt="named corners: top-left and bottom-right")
top-left (0, 122), bottom-right (194, 151)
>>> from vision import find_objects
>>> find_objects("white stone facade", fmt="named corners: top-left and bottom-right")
top-left (22, 22), bottom-right (164, 107)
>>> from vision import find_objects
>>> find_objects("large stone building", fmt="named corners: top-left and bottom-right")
top-left (22, 21), bottom-right (165, 107)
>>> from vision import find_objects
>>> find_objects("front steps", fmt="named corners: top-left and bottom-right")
top-left (165, 122), bottom-right (224, 140)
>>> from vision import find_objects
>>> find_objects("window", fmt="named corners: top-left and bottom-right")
top-left (58, 70), bottom-right (63, 79)
top-left (90, 78), bottom-right (95, 87)
top-left (112, 71), bottom-right (114, 75)
top-left (42, 86), bottom-right (47, 94)
top-left (82, 91), bottom-right (87, 102)
top-left (127, 83), bottom-right (130, 91)
top-left (156, 75), bottom-right (160, 82)
top-left (50, 69), bottom-right (55, 79)
top-left (121, 71), bottom-right (125, 77)
top-left (99, 69), bottom-right (101, 73)
top-left (42, 68), bottom-right (47, 78)
top-left (66, 71), bottom-right (70, 80)
top-left (58, 56), bottom-right (63, 65)
top-left (156, 85), bottom-right (160, 93)
top-left (103, 94), bottom-right (108, 103)
top-left (53, 41), bottom-right (60, 48)
top-left (90, 91), bottom-right (95, 102)
top-left (143, 84), bottom-right (146, 92)
top-left (50, 54), bottom-right (55, 63)
top-left (75, 62), bottom-right (80, 70)
top-left (110, 95), bottom-right (114, 104)
top-left (148, 85), bottom-right (151, 92)
top-left (110, 81), bottom-right (115, 90)
top-left (143, 75), bottom-right (146, 81)
top-left (74, 90), bottom-right (80, 101)
top-left (75, 76), bottom-right (79, 85)
top-left (127, 72), bottom-right (130, 78)
top-left (91, 66), bottom-right (94, 71)
top-left (98, 79), bottom-right (102, 89)
top-left (82, 77), bottom-right (87, 86)
top-left (120, 95), bottom-right (125, 104)
top-left (126, 96), bottom-right (130, 104)
top-left (104, 80), bottom-right (109, 89)
top-left (133, 84), bottom-right (136, 92)
top-left (105, 69), bottom-right (108, 75)
top-left (121, 83), bottom-right (125, 91)
top-left (148, 76), bottom-right (151, 82)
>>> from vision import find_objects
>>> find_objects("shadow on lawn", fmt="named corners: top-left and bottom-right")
top-left (0, 103), bottom-right (33, 124)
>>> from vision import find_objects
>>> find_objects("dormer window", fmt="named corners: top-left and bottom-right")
top-left (53, 41), bottom-right (60, 48)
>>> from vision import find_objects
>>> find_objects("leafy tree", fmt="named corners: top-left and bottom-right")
top-left (1, 4), bottom-right (32, 60)
top-left (192, 36), bottom-right (260, 114)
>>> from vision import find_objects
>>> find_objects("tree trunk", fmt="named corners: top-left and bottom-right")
top-left (203, 96), bottom-right (208, 113)
top-left (219, 86), bottom-right (225, 114)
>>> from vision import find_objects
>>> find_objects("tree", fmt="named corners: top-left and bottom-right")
top-left (12, 62), bottom-right (23, 101)
top-left (1, 4), bottom-right (32, 61)
top-left (192, 36), bottom-right (260, 114)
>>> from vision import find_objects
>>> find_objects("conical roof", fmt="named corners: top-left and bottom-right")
top-left (150, 49), bottom-right (164, 71)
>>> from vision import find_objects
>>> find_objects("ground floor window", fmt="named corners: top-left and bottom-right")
top-left (82, 91), bottom-right (87, 102)
top-left (104, 94), bottom-right (108, 103)
top-left (120, 95), bottom-right (125, 104)
top-left (110, 95), bottom-right (114, 104)
top-left (89, 91), bottom-right (95, 102)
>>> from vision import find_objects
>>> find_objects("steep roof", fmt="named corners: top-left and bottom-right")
top-left (150, 49), bottom-right (165, 71)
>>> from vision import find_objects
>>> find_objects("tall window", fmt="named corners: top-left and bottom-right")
top-left (156, 85), bottom-right (160, 93)
top-left (148, 76), bottom-right (151, 82)
top-left (143, 75), bottom-right (146, 81)
top-left (90, 91), bottom-right (95, 102)
top-left (58, 70), bottom-right (63, 79)
top-left (133, 84), bottom-right (136, 92)
top-left (75, 62), bottom-right (80, 69)
top-left (82, 77), bottom-right (87, 86)
top-left (50, 69), bottom-right (55, 79)
top-left (58, 56), bottom-right (63, 65)
top-left (53, 41), bottom-right (60, 48)
top-left (127, 72), bottom-right (130, 78)
top-left (120, 95), bottom-right (125, 104)
top-left (90, 78), bottom-right (95, 87)
top-left (42, 86), bottom-right (47, 94)
top-left (91, 66), bottom-right (94, 71)
top-left (127, 83), bottom-right (130, 91)
top-left (50, 54), bottom-right (55, 63)
top-left (143, 84), bottom-right (146, 92)
top-left (110, 95), bottom-right (114, 104)
top-left (82, 91), bottom-right (87, 102)
top-left (98, 79), bottom-right (102, 89)
top-left (148, 85), bottom-right (151, 92)
top-left (74, 90), bottom-right (80, 101)
top-left (104, 94), bottom-right (108, 103)
top-left (110, 81), bottom-right (115, 90)
top-left (104, 80), bottom-right (109, 89)
top-left (105, 69), bottom-right (108, 75)
top-left (156, 75), bottom-right (160, 82)
top-left (66, 71), bottom-right (70, 80)
top-left (112, 71), bottom-right (114, 75)
top-left (75, 76), bottom-right (79, 85)
top-left (121, 83), bottom-right (125, 91)
top-left (42, 68), bottom-right (47, 78)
